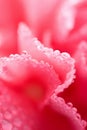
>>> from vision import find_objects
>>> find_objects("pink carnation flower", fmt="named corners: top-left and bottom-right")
top-left (17, 0), bottom-right (87, 127)
top-left (0, 22), bottom-right (86, 130)
top-left (0, 0), bottom-right (87, 130)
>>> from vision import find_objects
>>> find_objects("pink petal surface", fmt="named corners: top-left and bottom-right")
top-left (50, 0), bottom-right (87, 54)
top-left (37, 94), bottom-right (86, 130)
top-left (0, 51), bottom-right (85, 130)
top-left (18, 23), bottom-right (75, 93)
top-left (0, 1), bottom-right (86, 130)
top-left (18, 0), bottom-right (62, 39)
top-left (0, 0), bottom-right (25, 56)
top-left (73, 41), bottom-right (87, 120)
top-left (0, 81), bottom-right (86, 130)
top-left (74, 41), bottom-right (87, 79)
top-left (0, 53), bottom-right (60, 105)
top-left (0, 82), bottom-right (40, 130)
top-left (58, 41), bottom-right (87, 122)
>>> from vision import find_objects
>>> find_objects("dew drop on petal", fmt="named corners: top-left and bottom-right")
top-left (72, 107), bottom-right (77, 114)
top-left (67, 102), bottom-right (73, 107)
top-left (76, 113), bottom-right (81, 120)
top-left (81, 120), bottom-right (87, 128)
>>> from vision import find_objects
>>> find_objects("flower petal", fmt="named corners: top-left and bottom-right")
top-left (0, 82), bottom-right (40, 130)
top-left (50, 0), bottom-right (87, 54)
top-left (37, 94), bottom-right (87, 130)
top-left (0, 0), bottom-right (23, 56)
top-left (58, 41), bottom-right (87, 121)
top-left (18, 0), bottom-right (61, 39)
top-left (0, 53), bottom-right (60, 105)
top-left (18, 23), bottom-right (75, 93)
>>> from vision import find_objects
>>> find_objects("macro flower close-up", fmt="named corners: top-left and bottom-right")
top-left (0, 0), bottom-right (87, 130)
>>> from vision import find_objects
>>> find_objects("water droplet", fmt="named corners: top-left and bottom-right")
top-left (81, 120), bottom-right (87, 127)
top-left (62, 52), bottom-right (70, 58)
top-left (76, 113), bottom-right (81, 119)
top-left (58, 97), bottom-right (65, 103)
top-left (54, 50), bottom-right (60, 56)
top-left (9, 54), bottom-right (14, 58)
top-left (72, 107), bottom-right (77, 113)
top-left (67, 102), bottom-right (73, 107)
top-left (22, 51), bottom-right (28, 55)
